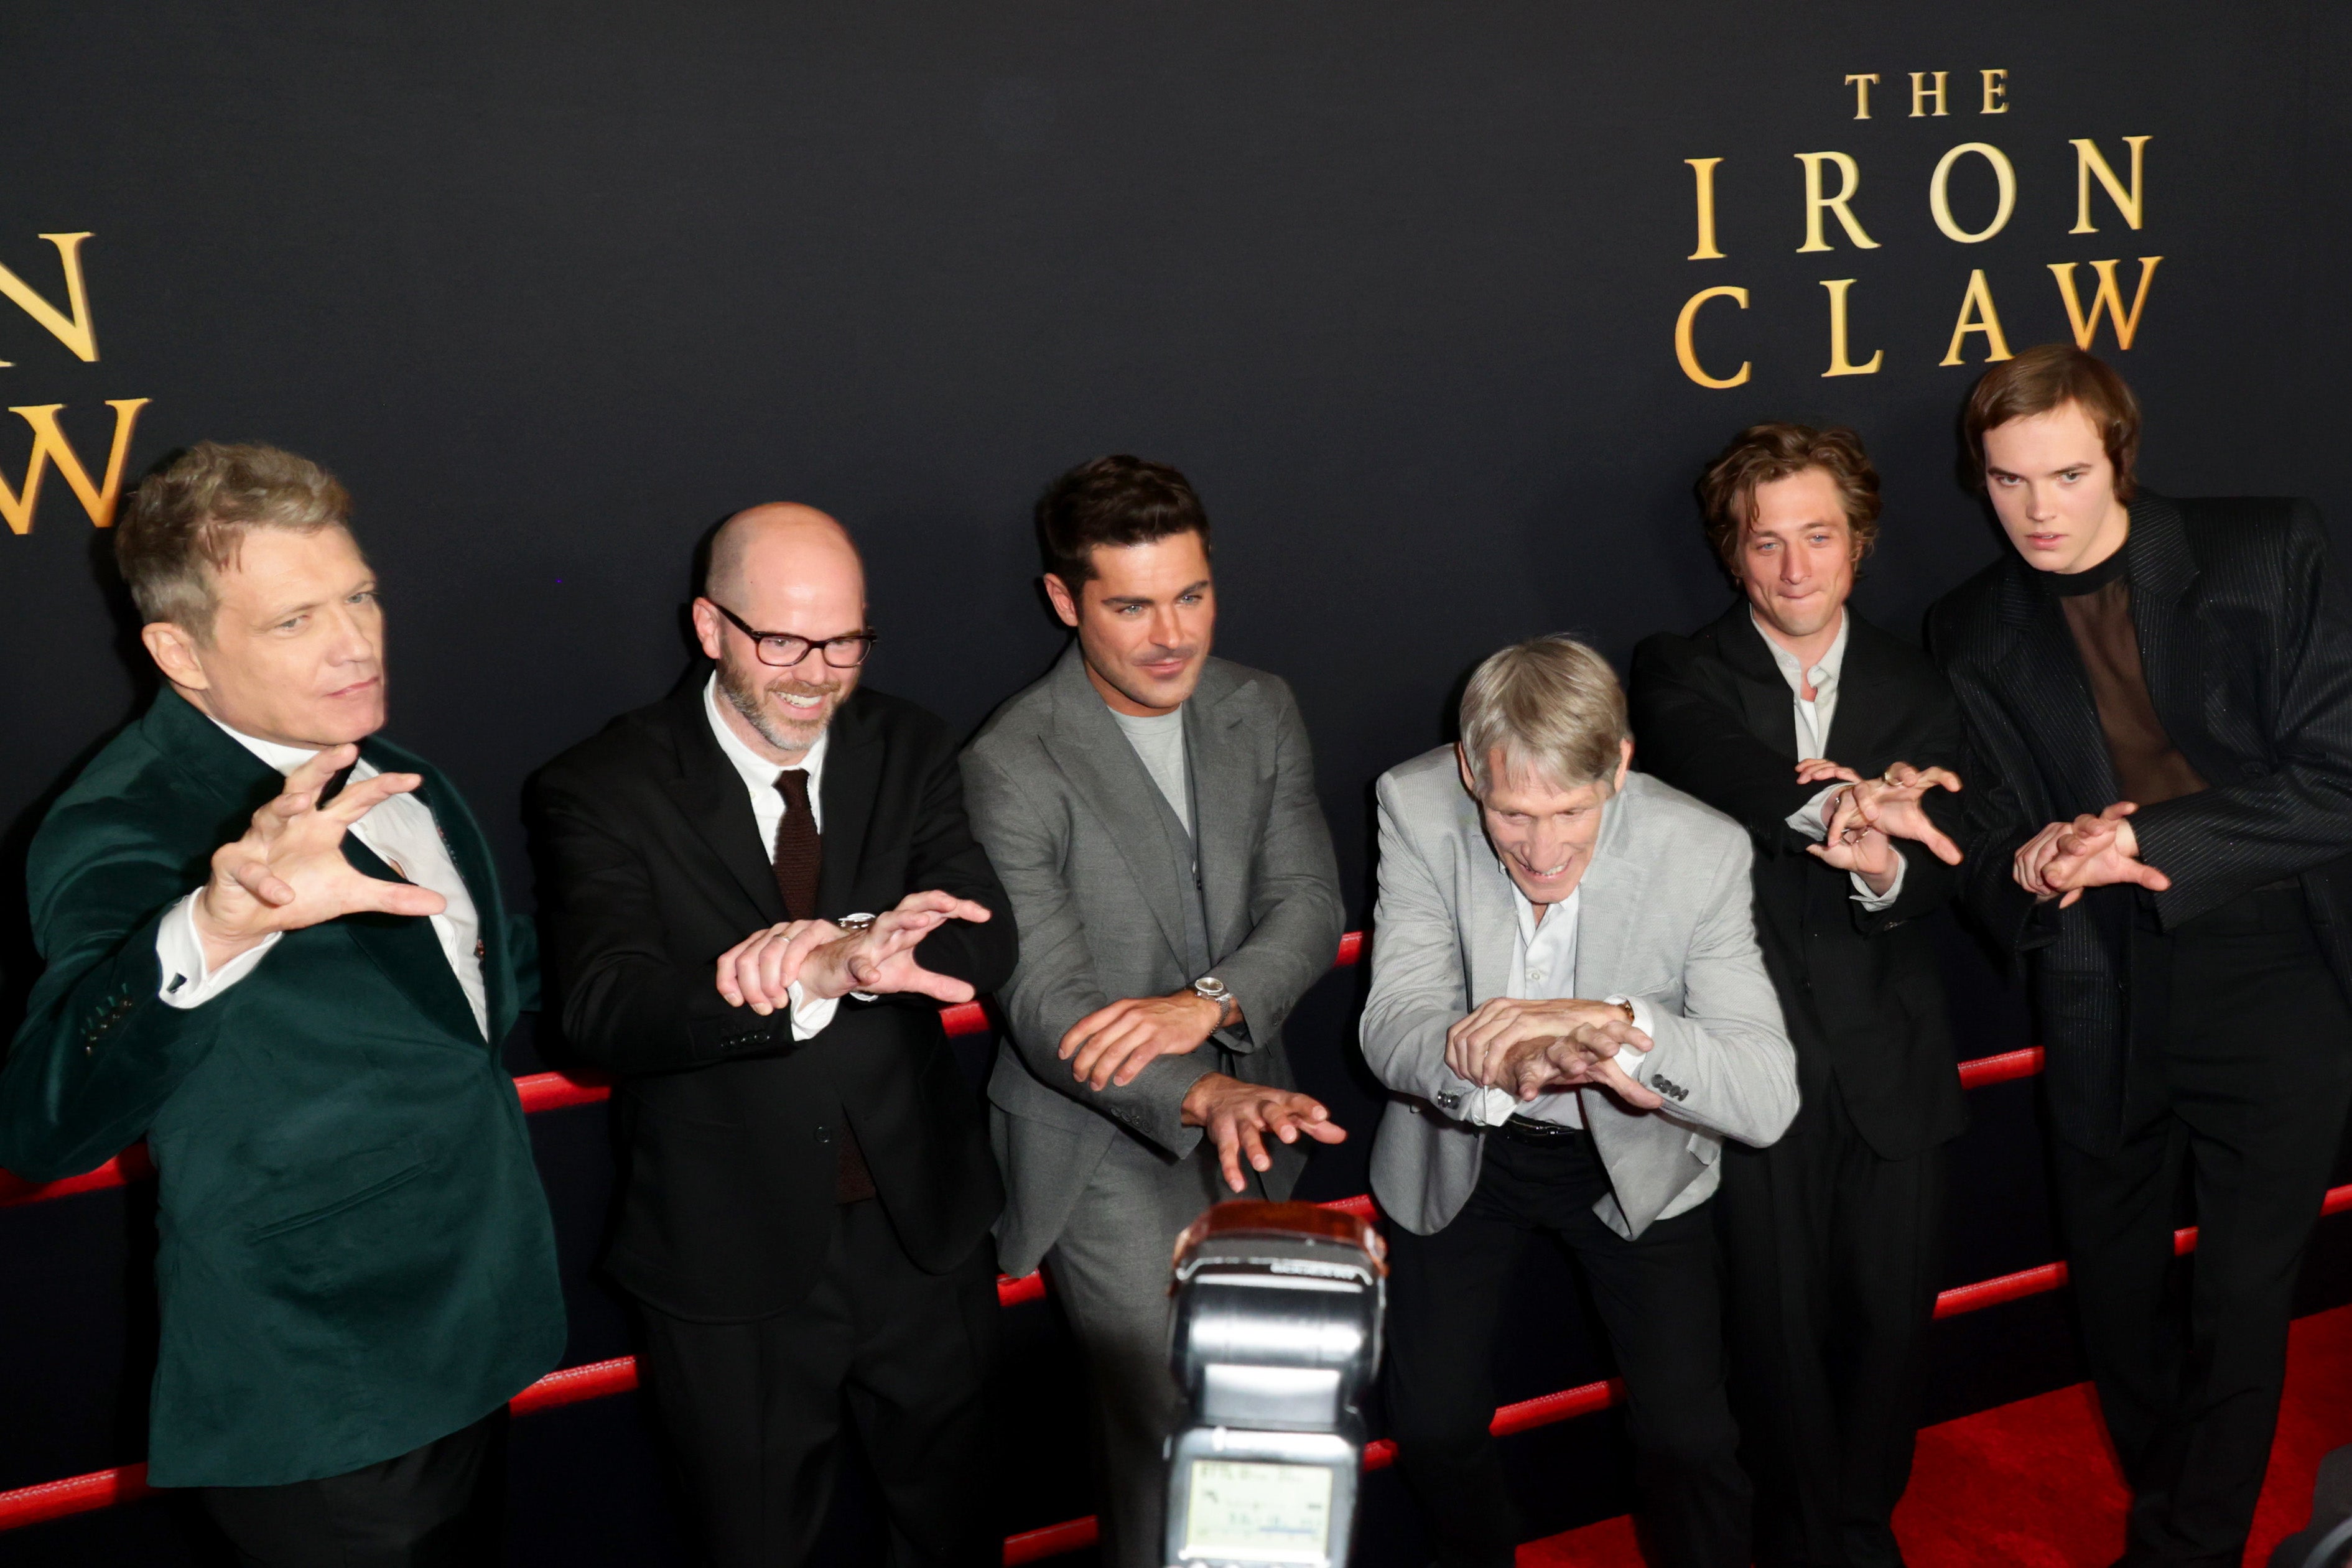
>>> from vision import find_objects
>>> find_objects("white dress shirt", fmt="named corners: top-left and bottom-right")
top-left (156, 720), bottom-right (490, 1039)
top-left (1752, 608), bottom-right (1904, 911)
top-left (1454, 867), bottom-right (1657, 1130)
top-left (703, 674), bottom-right (843, 1038)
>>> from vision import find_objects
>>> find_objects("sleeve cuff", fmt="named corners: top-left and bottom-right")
top-left (787, 980), bottom-right (840, 1039)
top-left (156, 893), bottom-right (279, 1009)
top-left (1849, 850), bottom-right (1907, 911)
top-left (1605, 994), bottom-right (1657, 1079)
top-left (1785, 786), bottom-right (1839, 843)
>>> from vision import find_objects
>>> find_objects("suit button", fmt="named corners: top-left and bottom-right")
top-left (474, 939), bottom-right (486, 960)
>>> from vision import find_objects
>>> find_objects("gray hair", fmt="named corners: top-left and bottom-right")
top-left (1458, 634), bottom-right (1630, 796)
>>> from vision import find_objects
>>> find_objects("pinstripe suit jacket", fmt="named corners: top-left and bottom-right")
top-left (1927, 494), bottom-right (2352, 1153)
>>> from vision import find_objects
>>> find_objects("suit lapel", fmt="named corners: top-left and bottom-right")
top-left (335, 739), bottom-right (489, 1046)
top-left (1714, 608), bottom-right (1803, 758)
top-left (1042, 646), bottom-right (1193, 971)
top-left (2122, 498), bottom-right (2209, 771)
top-left (1459, 800), bottom-right (1520, 1007)
top-left (660, 678), bottom-right (788, 927)
top-left (1188, 666), bottom-right (1257, 960)
top-left (817, 695), bottom-right (883, 916)
top-left (1820, 616), bottom-right (1908, 771)
top-left (1569, 788), bottom-right (1641, 1000)
top-left (1992, 560), bottom-right (2119, 812)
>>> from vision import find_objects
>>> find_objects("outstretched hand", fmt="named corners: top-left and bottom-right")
top-left (2015, 802), bottom-right (2171, 908)
top-left (1488, 1018), bottom-right (1665, 1111)
top-left (715, 889), bottom-right (992, 1013)
top-left (191, 745), bottom-right (445, 969)
top-left (1180, 1072), bottom-right (1347, 1193)
top-left (1797, 758), bottom-right (1964, 866)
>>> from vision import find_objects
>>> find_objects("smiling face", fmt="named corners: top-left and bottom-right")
top-left (1460, 739), bottom-right (1634, 906)
top-left (1736, 466), bottom-right (1857, 651)
top-left (1981, 399), bottom-right (2133, 575)
top-left (141, 524), bottom-right (388, 748)
top-left (1044, 529), bottom-right (1216, 716)
top-left (691, 504), bottom-right (866, 763)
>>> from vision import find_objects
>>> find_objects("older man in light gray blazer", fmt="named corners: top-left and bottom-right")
top-left (962, 455), bottom-right (1347, 1568)
top-left (1364, 634), bottom-right (1797, 1568)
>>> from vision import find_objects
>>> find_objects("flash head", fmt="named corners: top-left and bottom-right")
top-left (1161, 1200), bottom-right (1387, 1568)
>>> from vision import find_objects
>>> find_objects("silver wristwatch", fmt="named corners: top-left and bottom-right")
top-left (1191, 975), bottom-right (1235, 1029)
top-left (839, 912), bottom-right (878, 1000)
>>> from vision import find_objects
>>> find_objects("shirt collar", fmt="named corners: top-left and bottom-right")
top-left (1500, 856), bottom-right (1583, 948)
top-left (704, 672), bottom-right (830, 794)
top-left (1750, 605), bottom-right (1849, 697)
top-left (206, 716), bottom-right (377, 779)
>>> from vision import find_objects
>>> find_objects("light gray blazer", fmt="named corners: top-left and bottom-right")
top-left (1362, 747), bottom-right (1797, 1240)
top-left (962, 646), bottom-right (1346, 1275)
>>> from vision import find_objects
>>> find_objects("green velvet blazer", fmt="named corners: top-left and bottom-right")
top-left (0, 690), bottom-right (565, 1487)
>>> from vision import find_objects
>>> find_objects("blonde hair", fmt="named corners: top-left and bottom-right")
top-left (1458, 634), bottom-right (1629, 796)
top-left (114, 442), bottom-right (352, 638)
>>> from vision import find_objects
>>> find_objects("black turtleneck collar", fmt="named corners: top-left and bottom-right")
top-left (2039, 539), bottom-right (2131, 597)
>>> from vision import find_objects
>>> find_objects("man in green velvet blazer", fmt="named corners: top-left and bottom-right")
top-left (0, 442), bottom-right (564, 1564)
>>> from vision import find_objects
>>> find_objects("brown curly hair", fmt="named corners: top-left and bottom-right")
top-left (1696, 422), bottom-right (1881, 576)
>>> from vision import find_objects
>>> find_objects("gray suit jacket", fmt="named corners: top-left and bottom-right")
top-left (962, 646), bottom-right (1347, 1274)
top-left (1362, 748), bottom-right (1797, 1240)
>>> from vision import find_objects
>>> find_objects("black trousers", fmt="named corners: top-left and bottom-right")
top-left (634, 1197), bottom-right (1002, 1568)
top-left (201, 1409), bottom-right (506, 1568)
top-left (2057, 886), bottom-right (2352, 1568)
top-left (1383, 1128), bottom-right (1750, 1568)
top-left (1715, 1076), bottom-right (1946, 1568)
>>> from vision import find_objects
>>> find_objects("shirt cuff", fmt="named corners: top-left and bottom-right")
top-left (1786, 785), bottom-right (1840, 843)
top-left (787, 980), bottom-right (840, 1039)
top-left (1604, 994), bottom-right (1657, 1079)
top-left (1462, 1086), bottom-right (1517, 1126)
top-left (156, 892), bottom-right (279, 1009)
top-left (1849, 849), bottom-right (1908, 911)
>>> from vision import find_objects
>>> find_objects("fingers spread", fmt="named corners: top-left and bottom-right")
top-left (363, 881), bottom-right (448, 919)
top-left (324, 771), bottom-right (424, 824)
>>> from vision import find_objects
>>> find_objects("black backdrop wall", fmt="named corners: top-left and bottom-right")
top-left (6, 3), bottom-right (2351, 1563)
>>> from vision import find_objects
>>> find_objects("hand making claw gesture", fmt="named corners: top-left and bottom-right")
top-left (189, 744), bottom-right (448, 970)
top-left (715, 889), bottom-right (994, 1013)
top-left (1485, 1016), bottom-right (1666, 1112)
top-left (2013, 800), bottom-right (2172, 909)
top-left (1795, 757), bottom-right (1966, 867)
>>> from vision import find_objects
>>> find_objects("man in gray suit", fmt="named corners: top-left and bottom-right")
top-left (1363, 634), bottom-right (1798, 1568)
top-left (962, 455), bottom-right (1349, 1568)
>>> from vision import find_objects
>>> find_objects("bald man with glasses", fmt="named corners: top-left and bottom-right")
top-left (531, 504), bottom-right (1017, 1567)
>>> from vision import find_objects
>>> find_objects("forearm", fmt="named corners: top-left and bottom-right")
top-left (556, 950), bottom-right (792, 1075)
top-left (2134, 778), bottom-right (2352, 924)
top-left (1359, 1003), bottom-right (1482, 1108)
top-left (1, 917), bottom-right (208, 1180)
top-left (1624, 1008), bottom-right (1798, 1148)
top-left (1000, 967), bottom-right (1198, 1149)
top-left (1212, 887), bottom-right (1344, 1051)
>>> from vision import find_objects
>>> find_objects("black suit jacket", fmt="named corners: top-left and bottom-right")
top-left (1928, 495), bottom-right (2352, 1153)
top-left (529, 673), bottom-right (1017, 1321)
top-left (1630, 605), bottom-right (1968, 1160)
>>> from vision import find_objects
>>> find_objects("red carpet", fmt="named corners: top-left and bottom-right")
top-left (1518, 1304), bottom-right (2352, 1567)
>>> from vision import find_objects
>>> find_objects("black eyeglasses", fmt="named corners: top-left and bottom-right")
top-left (709, 602), bottom-right (879, 668)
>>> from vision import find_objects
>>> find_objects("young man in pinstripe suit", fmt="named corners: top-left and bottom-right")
top-left (1930, 345), bottom-right (2352, 1568)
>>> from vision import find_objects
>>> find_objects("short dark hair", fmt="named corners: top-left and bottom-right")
top-left (1696, 422), bottom-right (1882, 575)
top-left (1035, 455), bottom-right (1211, 588)
top-left (114, 442), bottom-right (353, 637)
top-left (1963, 343), bottom-right (2142, 502)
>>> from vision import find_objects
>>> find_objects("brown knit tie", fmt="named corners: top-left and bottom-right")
top-left (774, 769), bottom-right (876, 1204)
